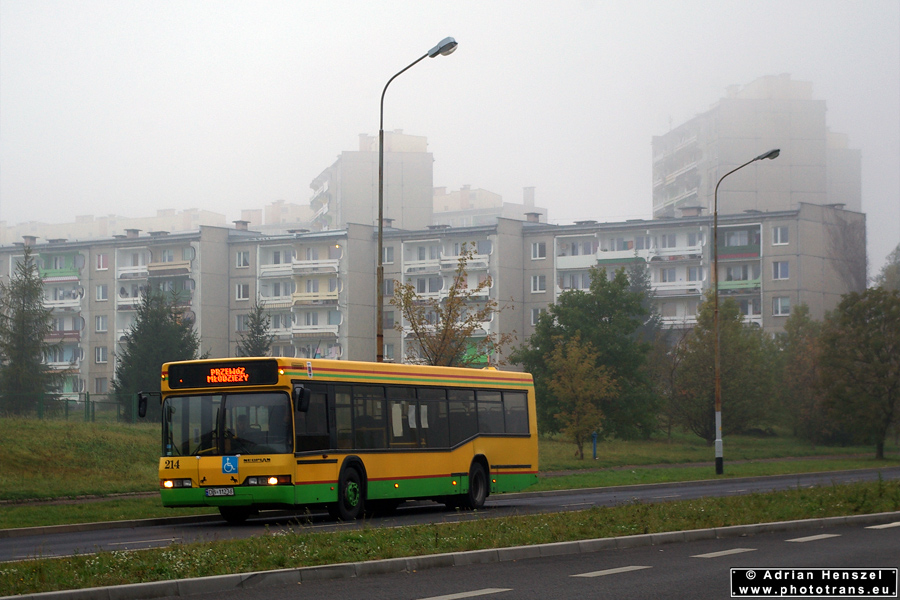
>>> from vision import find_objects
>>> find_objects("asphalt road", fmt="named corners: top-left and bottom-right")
top-left (148, 519), bottom-right (900, 600)
top-left (2, 467), bottom-right (899, 563)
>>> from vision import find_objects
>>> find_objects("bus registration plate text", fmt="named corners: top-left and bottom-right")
top-left (205, 488), bottom-right (234, 497)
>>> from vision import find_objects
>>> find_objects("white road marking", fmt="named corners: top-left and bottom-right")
top-left (785, 534), bottom-right (840, 543)
top-left (572, 565), bottom-right (652, 578)
top-left (417, 589), bottom-right (512, 600)
top-left (692, 548), bottom-right (756, 558)
top-left (867, 522), bottom-right (900, 529)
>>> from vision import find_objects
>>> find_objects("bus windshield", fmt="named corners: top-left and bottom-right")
top-left (162, 392), bottom-right (293, 457)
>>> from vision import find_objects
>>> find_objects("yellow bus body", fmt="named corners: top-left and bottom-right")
top-left (154, 357), bottom-right (538, 520)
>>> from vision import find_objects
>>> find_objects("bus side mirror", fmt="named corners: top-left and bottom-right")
top-left (293, 385), bottom-right (311, 412)
top-left (137, 393), bottom-right (149, 418)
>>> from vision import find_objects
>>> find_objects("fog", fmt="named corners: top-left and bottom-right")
top-left (1, 0), bottom-right (898, 273)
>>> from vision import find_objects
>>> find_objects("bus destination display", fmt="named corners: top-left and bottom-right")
top-left (168, 360), bottom-right (279, 389)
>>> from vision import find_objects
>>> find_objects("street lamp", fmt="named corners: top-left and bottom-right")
top-left (376, 37), bottom-right (458, 362)
top-left (712, 148), bottom-right (779, 475)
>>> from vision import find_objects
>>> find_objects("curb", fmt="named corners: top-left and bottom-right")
top-left (6, 511), bottom-right (899, 600)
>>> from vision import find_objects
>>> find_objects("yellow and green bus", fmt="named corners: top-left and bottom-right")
top-left (140, 357), bottom-right (538, 523)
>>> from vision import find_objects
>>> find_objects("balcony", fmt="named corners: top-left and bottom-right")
top-left (46, 329), bottom-right (82, 342)
top-left (660, 315), bottom-right (699, 327)
top-left (292, 324), bottom-right (339, 338)
top-left (651, 280), bottom-right (705, 295)
top-left (148, 260), bottom-right (191, 277)
top-left (292, 290), bottom-right (339, 305)
top-left (259, 296), bottom-right (293, 310)
top-left (44, 293), bottom-right (83, 310)
top-left (664, 161), bottom-right (698, 185)
top-left (258, 262), bottom-right (292, 278)
top-left (404, 258), bottom-right (441, 275)
top-left (116, 264), bottom-right (149, 280)
top-left (440, 253), bottom-right (489, 272)
top-left (717, 244), bottom-right (761, 260)
top-left (292, 258), bottom-right (339, 276)
top-left (653, 241), bottom-right (704, 260)
top-left (117, 295), bottom-right (143, 309)
top-left (718, 278), bottom-right (761, 291)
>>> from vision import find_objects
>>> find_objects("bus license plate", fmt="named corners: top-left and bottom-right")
top-left (205, 487), bottom-right (234, 497)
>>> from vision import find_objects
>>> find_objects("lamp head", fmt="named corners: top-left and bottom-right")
top-left (428, 37), bottom-right (458, 58)
top-left (757, 149), bottom-right (780, 161)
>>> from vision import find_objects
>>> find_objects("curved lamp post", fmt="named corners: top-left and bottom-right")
top-left (713, 148), bottom-right (779, 474)
top-left (376, 37), bottom-right (458, 362)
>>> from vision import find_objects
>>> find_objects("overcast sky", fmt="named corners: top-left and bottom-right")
top-left (1, 0), bottom-right (898, 274)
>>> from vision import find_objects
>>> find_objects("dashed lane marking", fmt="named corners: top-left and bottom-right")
top-left (572, 565), bottom-right (652, 578)
top-left (867, 522), bottom-right (900, 529)
top-left (417, 589), bottom-right (512, 600)
top-left (692, 548), bottom-right (756, 558)
top-left (785, 534), bottom-right (841, 543)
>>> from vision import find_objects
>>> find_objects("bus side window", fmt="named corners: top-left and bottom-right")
top-left (388, 386), bottom-right (418, 448)
top-left (296, 385), bottom-right (330, 452)
top-left (417, 388), bottom-right (449, 448)
top-left (503, 391), bottom-right (529, 434)
top-left (448, 389), bottom-right (477, 446)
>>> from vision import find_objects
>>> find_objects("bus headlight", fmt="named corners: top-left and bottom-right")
top-left (161, 479), bottom-right (192, 489)
top-left (246, 475), bottom-right (290, 486)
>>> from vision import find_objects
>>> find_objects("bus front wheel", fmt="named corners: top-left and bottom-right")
top-left (332, 467), bottom-right (364, 521)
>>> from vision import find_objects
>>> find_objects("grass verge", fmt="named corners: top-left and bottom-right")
top-left (2, 479), bottom-right (899, 596)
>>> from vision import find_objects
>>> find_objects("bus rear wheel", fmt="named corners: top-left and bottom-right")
top-left (463, 462), bottom-right (488, 510)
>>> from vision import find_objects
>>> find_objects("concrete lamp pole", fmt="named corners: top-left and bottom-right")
top-left (712, 148), bottom-right (780, 474)
top-left (376, 37), bottom-right (458, 362)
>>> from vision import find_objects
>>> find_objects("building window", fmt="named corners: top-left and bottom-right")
top-left (725, 230), bottom-right (750, 247)
top-left (96, 284), bottom-right (108, 301)
top-left (773, 226), bottom-right (789, 245)
top-left (532, 242), bottom-right (546, 259)
top-left (305, 312), bottom-right (319, 326)
top-left (236, 250), bottom-right (250, 268)
top-left (688, 266), bottom-right (702, 281)
top-left (383, 246), bottom-right (394, 264)
top-left (236, 314), bottom-right (250, 332)
top-left (531, 275), bottom-right (546, 292)
top-left (96, 253), bottom-right (108, 271)
top-left (476, 240), bottom-right (492, 255)
top-left (773, 296), bottom-right (791, 316)
top-left (635, 236), bottom-right (651, 250)
top-left (384, 344), bottom-right (395, 361)
top-left (94, 377), bottom-right (108, 394)
top-left (384, 311), bottom-right (395, 329)
top-left (661, 234), bottom-right (677, 248)
top-left (159, 249), bottom-right (174, 263)
top-left (531, 307), bottom-right (545, 325)
top-left (95, 346), bottom-right (108, 364)
top-left (236, 283), bottom-right (250, 300)
top-left (95, 315), bottom-right (108, 333)
top-left (383, 278), bottom-right (395, 297)
top-left (660, 268), bottom-right (676, 283)
top-left (306, 279), bottom-right (319, 293)
top-left (773, 261), bottom-right (789, 280)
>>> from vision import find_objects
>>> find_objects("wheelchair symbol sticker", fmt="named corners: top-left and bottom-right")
top-left (222, 456), bottom-right (238, 474)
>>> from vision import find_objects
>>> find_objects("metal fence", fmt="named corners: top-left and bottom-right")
top-left (0, 393), bottom-right (140, 423)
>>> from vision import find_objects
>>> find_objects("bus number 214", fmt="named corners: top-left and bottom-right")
top-left (164, 459), bottom-right (181, 469)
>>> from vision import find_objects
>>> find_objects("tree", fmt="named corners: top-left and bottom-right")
top-left (820, 287), bottom-right (900, 459)
top-left (113, 288), bottom-right (205, 419)
top-left (625, 257), bottom-right (661, 342)
top-left (0, 246), bottom-right (62, 415)
top-left (511, 267), bottom-right (657, 439)
top-left (546, 334), bottom-right (618, 459)
top-left (777, 304), bottom-right (832, 446)
top-left (670, 291), bottom-right (777, 445)
top-left (236, 301), bottom-right (274, 357)
top-left (873, 243), bottom-right (900, 291)
top-left (390, 243), bottom-right (515, 367)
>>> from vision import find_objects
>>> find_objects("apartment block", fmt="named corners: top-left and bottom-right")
top-left (652, 74), bottom-right (861, 219)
